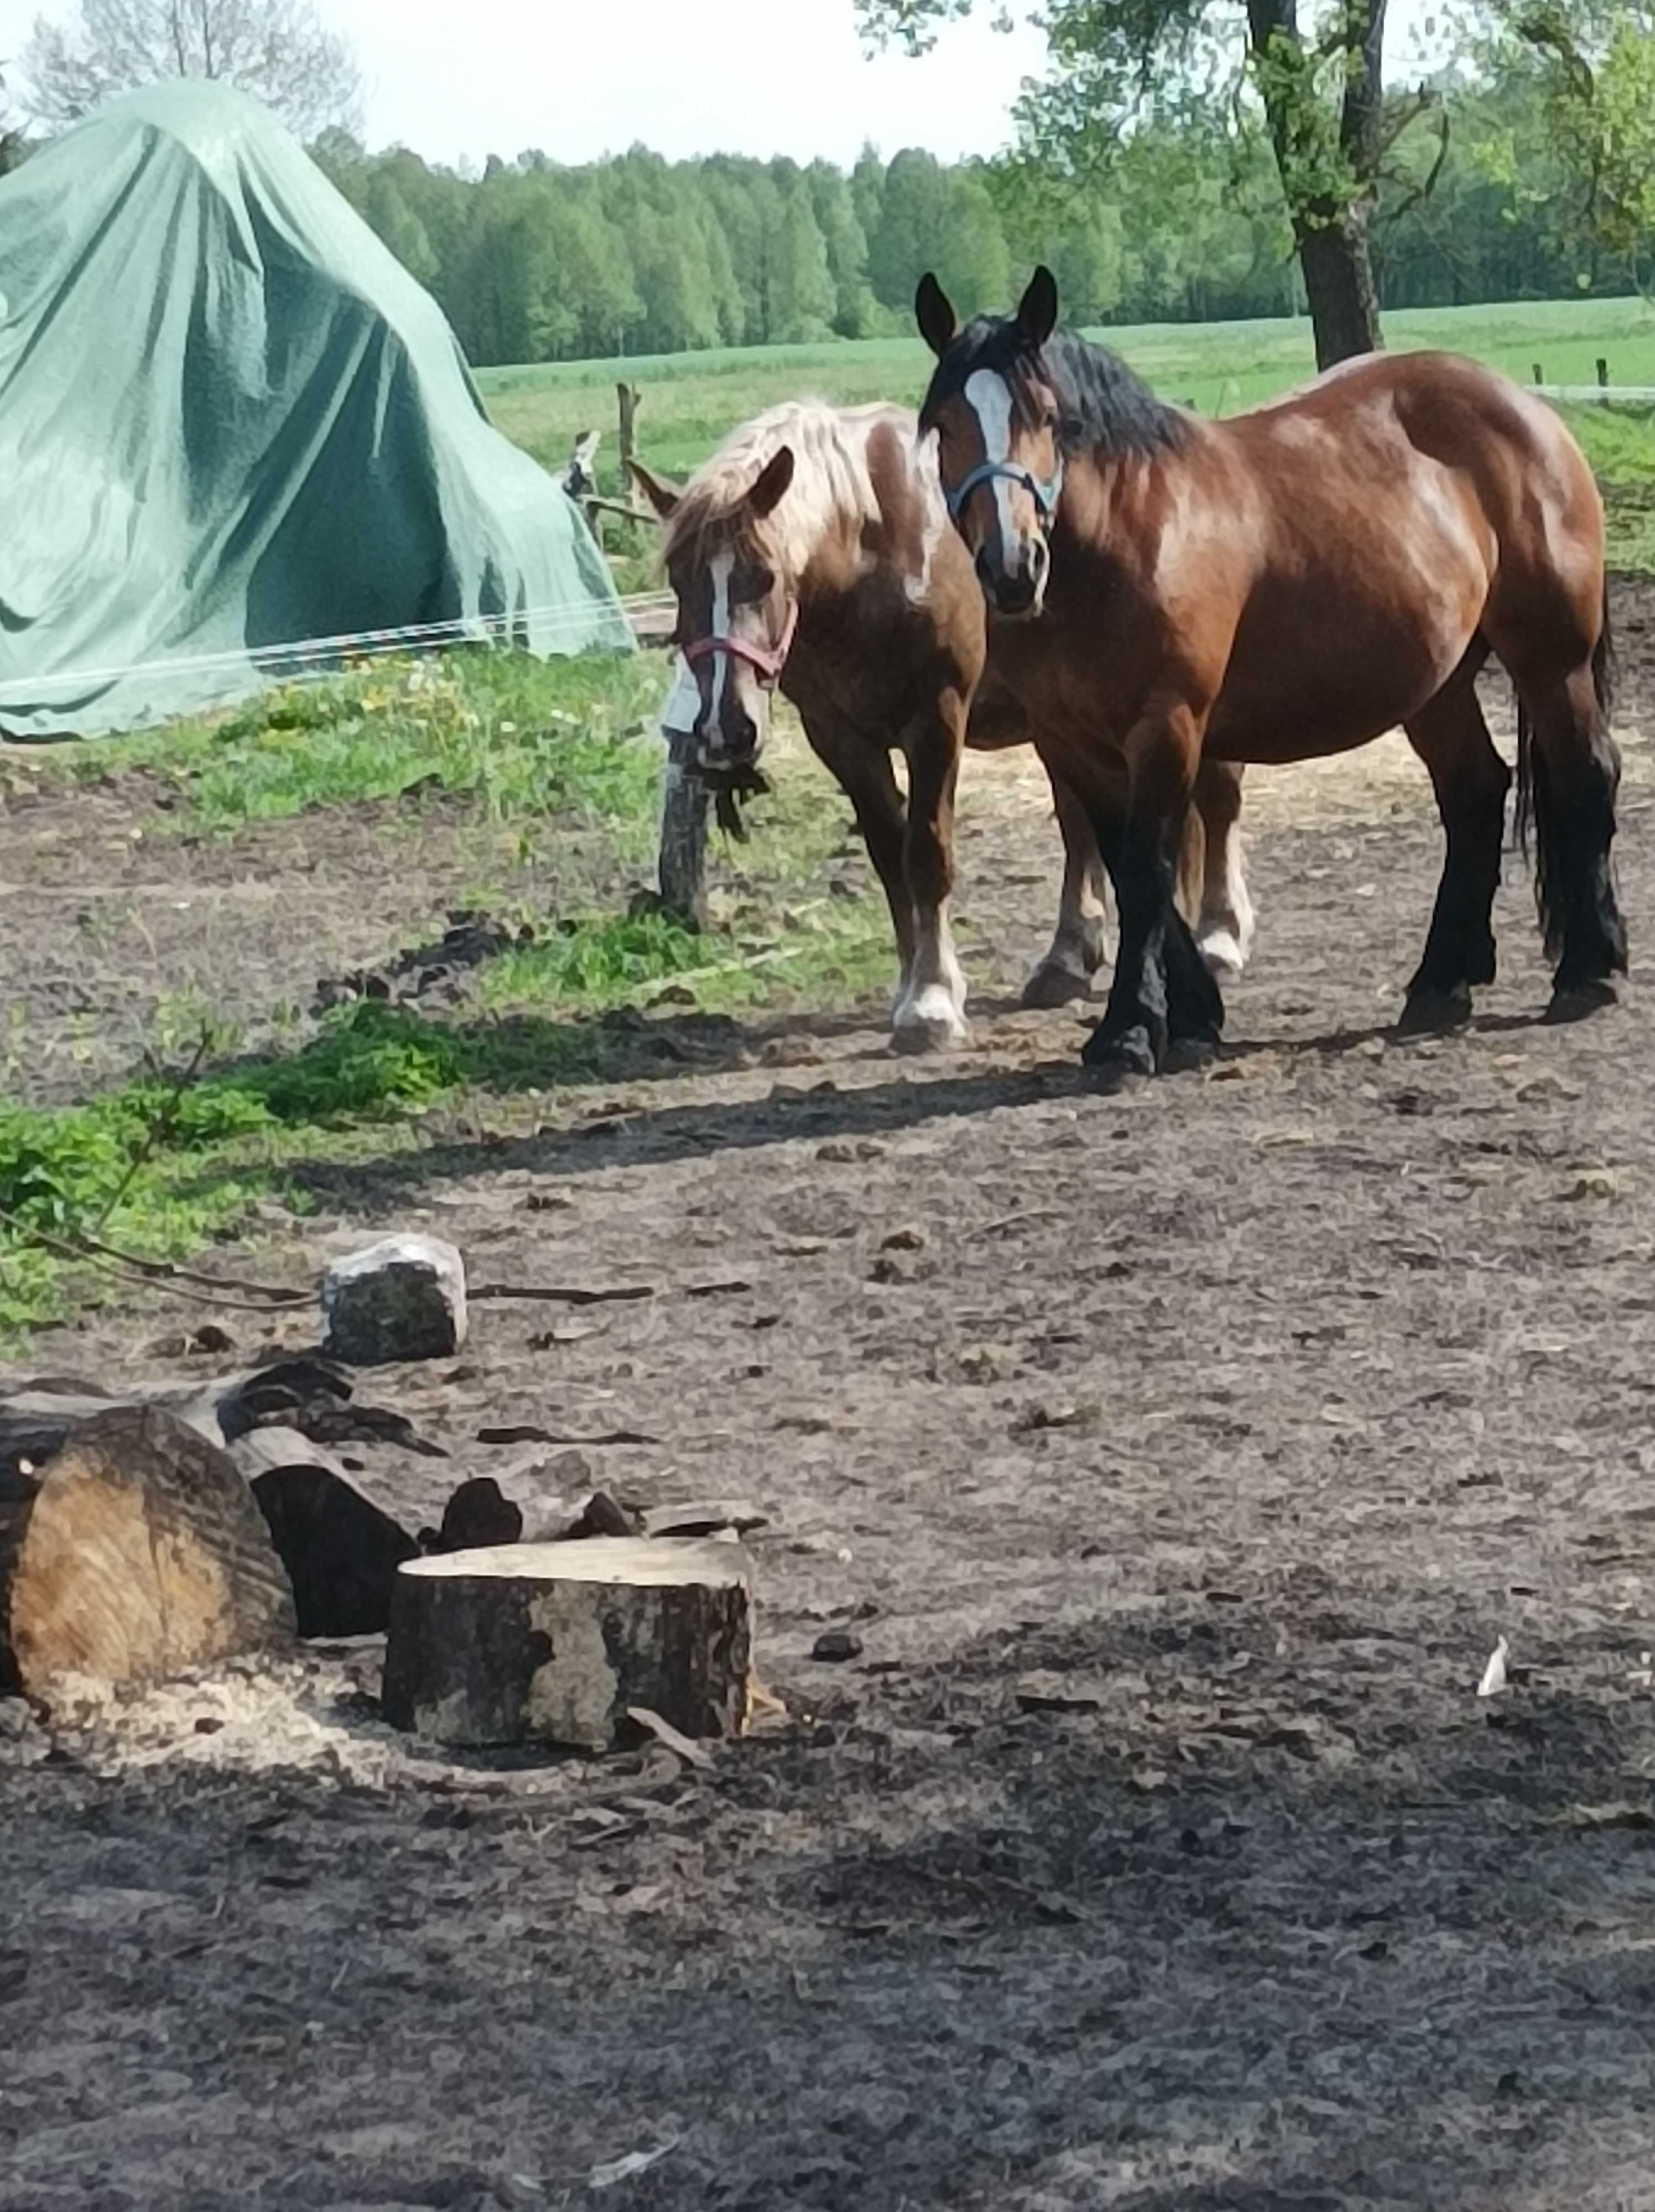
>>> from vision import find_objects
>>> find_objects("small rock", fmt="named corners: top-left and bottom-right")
top-left (812, 1629), bottom-right (864, 1664)
top-left (425, 1475), bottom-right (523, 1554)
top-left (879, 1224), bottom-right (928, 1252)
top-left (321, 1235), bottom-right (468, 1365)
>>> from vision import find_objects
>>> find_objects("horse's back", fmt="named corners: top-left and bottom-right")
top-left (1189, 351), bottom-right (1605, 759)
top-left (1232, 350), bottom-right (1600, 559)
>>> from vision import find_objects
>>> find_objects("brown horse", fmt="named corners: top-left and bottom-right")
top-left (915, 266), bottom-right (1626, 1083)
top-left (631, 401), bottom-right (1255, 1050)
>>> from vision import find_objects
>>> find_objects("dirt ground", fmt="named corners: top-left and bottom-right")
top-left (7, 587), bottom-right (1655, 2211)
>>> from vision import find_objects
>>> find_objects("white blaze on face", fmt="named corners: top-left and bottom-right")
top-left (706, 549), bottom-right (734, 736)
top-left (963, 368), bottom-right (1021, 550)
top-left (661, 652), bottom-right (700, 735)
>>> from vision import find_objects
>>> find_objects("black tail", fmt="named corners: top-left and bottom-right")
top-left (1515, 577), bottom-right (1615, 962)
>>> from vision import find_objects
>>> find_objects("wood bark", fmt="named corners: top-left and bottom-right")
top-left (1246, 0), bottom-right (1386, 368)
top-left (381, 1537), bottom-right (753, 1750)
top-left (656, 737), bottom-right (711, 928)
top-left (233, 1428), bottom-right (419, 1638)
top-left (0, 1406), bottom-right (295, 1698)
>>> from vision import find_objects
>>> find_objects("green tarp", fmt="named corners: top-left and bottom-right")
top-left (0, 80), bottom-right (631, 739)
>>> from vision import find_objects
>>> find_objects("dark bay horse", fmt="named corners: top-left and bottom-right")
top-left (915, 266), bottom-right (1626, 1083)
top-left (631, 401), bottom-right (1256, 1050)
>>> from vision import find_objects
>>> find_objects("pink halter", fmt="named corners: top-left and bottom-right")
top-left (681, 598), bottom-right (799, 686)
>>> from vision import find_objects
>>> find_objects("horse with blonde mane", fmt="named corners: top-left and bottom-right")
top-left (632, 400), bottom-right (1256, 1050)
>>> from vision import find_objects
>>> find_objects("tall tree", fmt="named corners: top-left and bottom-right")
top-left (808, 158), bottom-right (878, 335)
top-left (1497, 0), bottom-right (1655, 287)
top-left (23, 0), bottom-right (361, 139)
top-left (856, 0), bottom-right (1436, 366)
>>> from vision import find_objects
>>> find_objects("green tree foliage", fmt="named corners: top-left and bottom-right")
top-left (303, 50), bottom-right (1649, 372)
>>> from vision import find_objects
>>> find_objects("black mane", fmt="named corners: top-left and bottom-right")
top-left (920, 317), bottom-right (1183, 461)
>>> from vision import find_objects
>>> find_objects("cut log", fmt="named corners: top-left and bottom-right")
top-left (0, 1406), bottom-right (295, 1699)
top-left (235, 1427), bottom-right (419, 1637)
top-left (382, 1537), bottom-right (753, 1751)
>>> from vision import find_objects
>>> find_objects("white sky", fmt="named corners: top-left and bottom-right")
top-left (0, 0), bottom-right (1056, 168)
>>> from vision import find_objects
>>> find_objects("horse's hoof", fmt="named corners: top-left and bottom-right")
top-left (893, 985), bottom-right (969, 1054)
top-left (1545, 977), bottom-right (1619, 1025)
top-left (1021, 961), bottom-right (1095, 1010)
top-left (1197, 929), bottom-right (1245, 983)
top-left (1397, 985), bottom-right (1472, 1036)
top-left (1164, 1034), bottom-right (1218, 1075)
top-left (1084, 1052), bottom-right (1152, 1095)
top-left (1081, 1023), bottom-right (1155, 1088)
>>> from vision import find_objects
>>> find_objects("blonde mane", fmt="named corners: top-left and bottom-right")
top-left (663, 399), bottom-right (912, 582)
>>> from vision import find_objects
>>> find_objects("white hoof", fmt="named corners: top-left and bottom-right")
top-left (1198, 928), bottom-right (1245, 983)
top-left (893, 983), bottom-right (969, 1053)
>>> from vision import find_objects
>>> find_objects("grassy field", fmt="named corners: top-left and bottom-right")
top-left (480, 295), bottom-right (1655, 488)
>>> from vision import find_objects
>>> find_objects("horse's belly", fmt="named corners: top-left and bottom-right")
top-left (1205, 699), bottom-right (1404, 765)
top-left (1209, 617), bottom-right (1473, 764)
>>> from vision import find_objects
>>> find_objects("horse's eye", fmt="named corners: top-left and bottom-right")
top-left (750, 566), bottom-right (776, 601)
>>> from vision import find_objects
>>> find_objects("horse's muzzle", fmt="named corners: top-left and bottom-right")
top-left (976, 538), bottom-right (1048, 620)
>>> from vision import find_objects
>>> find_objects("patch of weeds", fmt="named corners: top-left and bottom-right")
top-left (53, 647), bottom-right (671, 844)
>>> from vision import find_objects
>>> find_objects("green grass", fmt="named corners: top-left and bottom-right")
top-left (478, 296), bottom-right (1655, 489)
top-left (1, 648), bottom-right (897, 1334)
top-left (55, 648), bottom-right (669, 843)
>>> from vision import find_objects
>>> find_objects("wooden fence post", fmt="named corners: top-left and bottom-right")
top-left (655, 732), bottom-right (711, 930)
top-left (617, 381), bottom-right (641, 498)
top-left (1597, 357), bottom-right (1610, 388)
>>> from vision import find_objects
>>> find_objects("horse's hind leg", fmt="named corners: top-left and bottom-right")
top-left (1515, 659), bottom-right (1627, 1016)
top-left (1023, 766), bottom-right (1111, 1008)
top-left (1189, 760), bottom-right (1256, 981)
top-left (1398, 660), bottom-right (1510, 1033)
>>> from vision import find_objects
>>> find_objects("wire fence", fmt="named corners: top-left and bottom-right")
top-left (0, 591), bottom-right (679, 713)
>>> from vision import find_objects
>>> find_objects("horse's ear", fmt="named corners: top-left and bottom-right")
top-left (1016, 265), bottom-right (1059, 349)
top-left (915, 272), bottom-right (957, 358)
top-left (629, 460), bottom-right (683, 521)
top-left (747, 444), bottom-right (795, 518)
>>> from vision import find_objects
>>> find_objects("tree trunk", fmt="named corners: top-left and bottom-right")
top-left (1, 1406), bottom-right (295, 1700)
top-left (1246, 0), bottom-right (1386, 369)
top-left (1294, 206), bottom-right (1383, 368)
top-left (381, 1536), bottom-right (753, 1750)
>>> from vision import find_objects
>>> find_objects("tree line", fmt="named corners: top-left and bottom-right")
top-left (310, 55), bottom-right (1646, 371)
top-left (8, 0), bottom-right (1653, 371)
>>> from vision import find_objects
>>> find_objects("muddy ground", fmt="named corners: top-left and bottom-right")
top-left (6, 588), bottom-right (1655, 2210)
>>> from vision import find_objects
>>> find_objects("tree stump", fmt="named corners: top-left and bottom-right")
top-left (0, 1406), bottom-right (295, 1699)
top-left (381, 1537), bottom-right (753, 1750)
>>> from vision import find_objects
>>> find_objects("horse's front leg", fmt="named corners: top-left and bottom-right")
top-left (893, 695), bottom-right (969, 1052)
top-left (1023, 765), bottom-right (1112, 1008)
top-left (1082, 709), bottom-right (1225, 1083)
top-left (803, 716), bottom-right (917, 1018)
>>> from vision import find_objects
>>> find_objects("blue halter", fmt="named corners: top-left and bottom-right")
top-left (945, 455), bottom-right (1065, 524)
